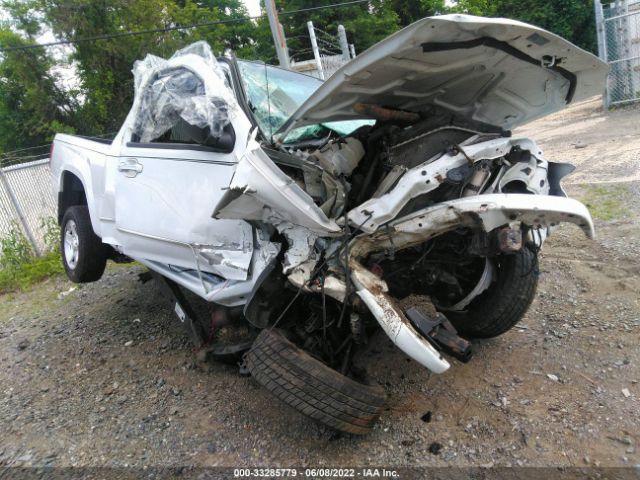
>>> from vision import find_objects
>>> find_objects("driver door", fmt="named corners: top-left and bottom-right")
top-left (114, 134), bottom-right (254, 281)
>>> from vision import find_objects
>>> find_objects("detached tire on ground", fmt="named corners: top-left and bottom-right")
top-left (445, 247), bottom-right (538, 339)
top-left (245, 329), bottom-right (386, 435)
top-left (61, 206), bottom-right (108, 283)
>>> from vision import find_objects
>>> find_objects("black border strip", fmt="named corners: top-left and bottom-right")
top-left (422, 37), bottom-right (577, 103)
top-left (126, 141), bottom-right (233, 155)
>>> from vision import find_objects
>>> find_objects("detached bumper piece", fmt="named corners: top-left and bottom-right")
top-left (405, 307), bottom-right (472, 363)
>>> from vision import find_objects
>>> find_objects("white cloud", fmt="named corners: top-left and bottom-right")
top-left (242, 0), bottom-right (261, 17)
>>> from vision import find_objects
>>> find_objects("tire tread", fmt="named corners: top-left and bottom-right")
top-left (245, 329), bottom-right (386, 434)
top-left (446, 248), bottom-right (538, 338)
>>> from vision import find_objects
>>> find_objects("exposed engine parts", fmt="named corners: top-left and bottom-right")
top-left (263, 115), bottom-right (582, 332)
top-left (462, 160), bottom-right (492, 197)
top-left (300, 137), bottom-right (365, 217)
top-left (214, 108), bottom-right (590, 382)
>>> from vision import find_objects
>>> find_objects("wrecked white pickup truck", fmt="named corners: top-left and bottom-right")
top-left (51, 15), bottom-right (607, 434)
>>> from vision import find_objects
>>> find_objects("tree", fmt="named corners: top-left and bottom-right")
top-left (389, 0), bottom-right (447, 27)
top-left (0, 28), bottom-right (76, 152)
top-left (452, 0), bottom-right (597, 53)
top-left (494, 0), bottom-right (596, 53)
top-left (3, 0), bottom-right (259, 137)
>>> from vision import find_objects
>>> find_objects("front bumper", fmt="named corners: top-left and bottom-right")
top-left (350, 193), bottom-right (594, 258)
top-left (348, 193), bottom-right (594, 373)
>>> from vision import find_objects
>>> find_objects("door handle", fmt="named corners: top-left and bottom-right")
top-left (118, 158), bottom-right (143, 177)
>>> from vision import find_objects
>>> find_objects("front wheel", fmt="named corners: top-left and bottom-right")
top-left (441, 248), bottom-right (539, 339)
top-left (245, 329), bottom-right (386, 434)
top-left (61, 206), bottom-right (108, 283)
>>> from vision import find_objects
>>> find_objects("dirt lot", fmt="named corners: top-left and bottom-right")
top-left (1, 97), bottom-right (639, 470)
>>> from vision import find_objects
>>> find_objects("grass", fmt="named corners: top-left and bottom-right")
top-left (0, 251), bottom-right (64, 294)
top-left (0, 218), bottom-right (64, 294)
top-left (579, 185), bottom-right (631, 221)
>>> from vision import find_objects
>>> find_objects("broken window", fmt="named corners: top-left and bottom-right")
top-left (237, 60), bottom-right (372, 144)
top-left (130, 41), bottom-right (237, 147)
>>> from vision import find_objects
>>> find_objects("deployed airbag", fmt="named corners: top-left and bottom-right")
top-left (131, 41), bottom-right (238, 143)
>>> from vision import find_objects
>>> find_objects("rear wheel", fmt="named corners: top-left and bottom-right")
top-left (61, 206), bottom-right (108, 283)
top-left (440, 248), bottom-right (538, 338)
top-left (245, 329), bottom-right (386, 435)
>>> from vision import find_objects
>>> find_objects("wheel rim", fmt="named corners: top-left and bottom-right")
top-left (63, 220), bottom-right (79, 269)
top-left (431, 257), bottom-right (495, 311)
top-left (445, 258), bottom-right (495, 311)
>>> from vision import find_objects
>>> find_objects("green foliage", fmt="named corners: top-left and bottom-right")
top-left (0, 222), bottom-right (34, 267)
top-left (0, 251), bottom-right (64, 293)
top-left (40, 216), bottom-right (60, 252)
top-left (390, 0), bottom-right (447, 26)
top-left (452, 0), bottom-right (597, 53)
top-left (1, 0), bottom-right (256, 141)
top-left (0, 217), bottom-right (63, 293)
top-left (0, 28), bottom-right (75, 151)
top-left (451, 0), bottom-right (497, 16)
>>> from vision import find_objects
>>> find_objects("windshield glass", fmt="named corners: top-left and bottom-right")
top-left (237, 60), bottom-right (371, 144)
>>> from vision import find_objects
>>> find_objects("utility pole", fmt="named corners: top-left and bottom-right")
top-left (307, 21), bottom-right (325, 80)
top-left (337, 25), bottom-right (350, 62)
top-left (265, 0), bottom-right (290, 69)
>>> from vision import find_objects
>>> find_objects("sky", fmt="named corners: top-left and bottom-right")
top-left (243, 0), bottom-right (262, 17)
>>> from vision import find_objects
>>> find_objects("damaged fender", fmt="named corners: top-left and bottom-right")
top-left (213, 132), bottom-right (341, 235)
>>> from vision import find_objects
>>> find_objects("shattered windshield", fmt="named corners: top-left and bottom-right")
top-left (237, 60), bottom-right (371, 144)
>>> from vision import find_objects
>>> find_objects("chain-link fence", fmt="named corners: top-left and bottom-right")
top-left (0, 146), bottom-right (57, 256)
top-left (596, 0), bottom-right (640, 108)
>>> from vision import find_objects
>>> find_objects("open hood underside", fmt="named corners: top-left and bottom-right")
top-left (276, 14), bottom-right (608, 139)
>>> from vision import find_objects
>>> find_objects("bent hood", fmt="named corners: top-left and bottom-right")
top-left (275, 14), bottom-right (608, 139)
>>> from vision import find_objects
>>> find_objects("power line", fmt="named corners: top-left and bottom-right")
top-left (0, 0), bottom-right (369, 53)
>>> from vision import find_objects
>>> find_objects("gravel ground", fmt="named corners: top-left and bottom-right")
top-left (1, 97), bottom-right (639, 470)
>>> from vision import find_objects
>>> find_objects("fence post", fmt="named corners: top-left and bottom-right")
top-left (307, 21), bottom-right (325, 80)
top-left (0, 166), bottom-right (42, 256)
top-left (595, 0), bottom-right (606, 60)
top-left (621, 0), bottom-right (636, 99)
top-left (594, 0), bottom-right (610, 110)
top-left (337, 25), bottom-right (350, 62)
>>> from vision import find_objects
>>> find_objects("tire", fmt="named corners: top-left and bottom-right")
top-left (444, 247), bottom-right (538, 339)
top-left (245, 329), bottom-right (386, 435)
top-left (60, 206), bottom-right (108, 283)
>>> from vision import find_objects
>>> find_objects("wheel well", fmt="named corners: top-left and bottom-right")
top-left (58, 171), bottom-right (87, 224)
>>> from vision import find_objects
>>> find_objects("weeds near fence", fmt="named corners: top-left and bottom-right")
top-left (0, 221), bottom-right (33, 267)
top-left (0, 218), bottom-right (63, 293)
